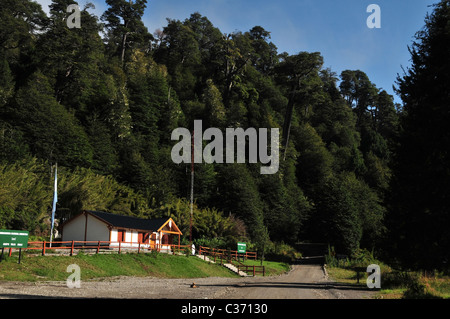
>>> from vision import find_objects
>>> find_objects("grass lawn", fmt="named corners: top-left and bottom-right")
top-left (326, 266), bottom-right (367, 285)
top-left (326, 265), bottom-right (450, 299)
top-left (326, 266), bottom-right (403, 299)
top-left (234, 258), bottom-right (291, 276)
top-left (0, 251), bottom-right (239, 282)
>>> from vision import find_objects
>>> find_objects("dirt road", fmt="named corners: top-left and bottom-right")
top-left (0, 264), bottom-right (375, 299)
top-left (226, 265), bottom-right (376, 299)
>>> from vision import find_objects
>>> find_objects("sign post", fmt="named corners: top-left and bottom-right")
top-left (0, 230), bottom-right (29, 263)
top-left (237, 242), bottom-right (246, 262)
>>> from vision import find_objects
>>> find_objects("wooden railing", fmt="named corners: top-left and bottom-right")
top-left (4, 242), bottom-right (265, 276)
top-left (198, 245), bottom-right (264, 276)
top-left (236, 264), bottom-right (265, 277)
top-left (198, 246), bottom-right (257, 261)
top-left (23, 241), bottom-right (190, 256)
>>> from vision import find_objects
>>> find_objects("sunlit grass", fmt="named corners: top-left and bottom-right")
top-left (327, 264), bottom-right (450, 299)
top-left (0, 251), bottom-right (239, 282)
top-left (235, 258), bottom-right (291, 276)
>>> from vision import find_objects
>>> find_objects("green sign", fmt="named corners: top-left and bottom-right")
top-left (237, 242), bottom-right (246, 254)
top-left (0, 230), bottom-right (29, 248)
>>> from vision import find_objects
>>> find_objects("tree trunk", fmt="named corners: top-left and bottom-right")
top-left (282, 84), bottom-right (297, 160)
top-left (121, 32), bottom-right (128, 65)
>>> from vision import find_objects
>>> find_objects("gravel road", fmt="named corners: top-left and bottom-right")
top-left (0, 264), bottom-right (376, 299)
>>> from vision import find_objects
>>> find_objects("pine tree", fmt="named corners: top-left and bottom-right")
top-left (11, 71), bottom-right (93, 167)
top-left (102, 0), bottom-right (152, 64)
top-left (387, 0), bottom-right (450, 270)
top-left (38, 0), bottom-right (106, 121)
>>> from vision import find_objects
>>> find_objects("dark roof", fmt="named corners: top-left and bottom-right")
top-left (85, 211), bottom-right (170, 232)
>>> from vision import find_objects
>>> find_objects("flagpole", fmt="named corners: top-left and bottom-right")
top-left (190, 131), bottom-right (194, 246)
top-left (50, 163), bottom-right (58, 247)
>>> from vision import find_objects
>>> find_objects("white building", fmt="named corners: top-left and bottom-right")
top-left (61, 210), bottom-right (183, 252)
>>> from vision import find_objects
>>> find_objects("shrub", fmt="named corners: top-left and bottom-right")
top-left (266, 242), bottom-right (301, 263)
top-left (193, 236), bottom-right (229, 249)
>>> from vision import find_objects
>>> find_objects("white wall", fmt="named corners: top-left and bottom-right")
top-left (62, 213), bottom-right (109, 243)
top-left (86, 214), bottom-right (109, 242)
top-left (62, 214), bottom-right (86, 242)
top-left (131, 231), bottom-right (138, 243)
top-left (110, 229), bottom-right (118, 242)
top-left (62, 213), bottom-right (173, 251)
top-left (124, 230), bottom-right (138, 243)
top-left (109, 229), bottom-right (149, 248)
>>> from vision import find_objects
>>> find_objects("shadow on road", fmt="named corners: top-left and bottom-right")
top-left (199, 281), bottom-right (375, 292)
top-left (0, 293), bottom-right (85, 299)
top-left (295, 256), bottom-right (325, 265)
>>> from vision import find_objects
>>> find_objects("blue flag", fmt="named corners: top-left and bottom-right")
top-left (51, 164), bottom-right (58, 235)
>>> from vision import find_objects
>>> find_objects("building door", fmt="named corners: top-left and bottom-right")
top-left (117, 230), bottom-right (125, 242)
top-left (138, 232), bottom-right (149, 244)
top-left (143, 232), bottom-right (149, 244)
top-left (150, 233), bottom-right (156, 249)
top-left (162, 234), bottom-right (169, 245)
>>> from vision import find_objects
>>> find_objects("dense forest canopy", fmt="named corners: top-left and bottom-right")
top-left (0, 0), bottom-right (448, 271)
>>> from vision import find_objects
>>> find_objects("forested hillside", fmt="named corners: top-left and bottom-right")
top-left (1, 0), bottom-right (448, 270)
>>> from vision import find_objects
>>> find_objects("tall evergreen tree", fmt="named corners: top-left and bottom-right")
top-left (274, 52), bottom-right (323, 159)
top-left (38, 0), bottom-right (106, 121)
top-left (386, 0), bottom-right (450, 270)
top-left (0, 2), bottom-right (405, 254)
top-left (11, 71), bottom-right (93, 167)
top-left (102, 0), bottom-right (152, 64)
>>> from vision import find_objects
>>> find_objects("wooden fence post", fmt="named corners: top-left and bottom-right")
top-left (138, 243), bottom-right (141, 254)
top-left (97, 241), bottom-right (100, 254)
top-left (70, 240), bottom-right (74, 256)
top-left (118, 241), bottom-right (121, 254)
top-left (42, 241), bottom-right (46, 256)
top-left (253, 265), bottom-right (256, 276)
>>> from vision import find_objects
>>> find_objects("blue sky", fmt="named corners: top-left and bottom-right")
top-left (36, 0), bottom-right (437, 104)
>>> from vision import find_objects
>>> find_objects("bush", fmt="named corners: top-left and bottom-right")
top-left (149, 249), bottom-right (160, 259)
top-left (193, 236), bottom-right (229, 249)
top-left (402, 278), bottom-right (439, 299)
top-left (382, 271), bottom-right (414, 289)
top-left (266, 242), bottom-right (301, 263)
top-left (325, 246), bottom-right (339, 267)
top-left (349, 248), bottom-right (380, 267)
top-left (325, 246), bottom-right (390, 272)
top-left (184, 246), bottom-right (191, 258)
